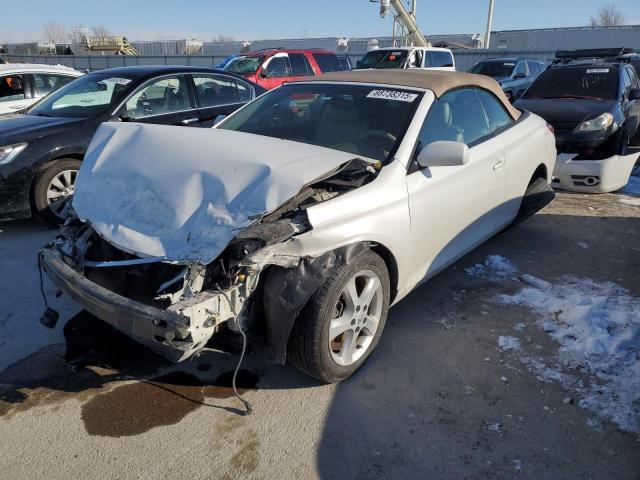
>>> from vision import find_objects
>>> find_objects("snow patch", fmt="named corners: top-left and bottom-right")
top-left (498, 335), bottom-right (521, 351)
top-left (465, 255), bottom-right (517, 281)
top-left (502, 276), bottom-right (640, 433)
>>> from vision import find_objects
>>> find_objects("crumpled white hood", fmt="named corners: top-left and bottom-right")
top-left (73, 123), bottom-right (358, 264)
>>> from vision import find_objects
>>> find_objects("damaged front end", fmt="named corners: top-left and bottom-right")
top-left (41, 157), bottom-right (379, 363)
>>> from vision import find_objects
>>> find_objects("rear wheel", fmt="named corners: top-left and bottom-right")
top-left (509, 176), bottom-right (555, 229)
top-left (287, 250), bottom-right (390, 383)
top-left (32, 158), bottom-right (81, 225)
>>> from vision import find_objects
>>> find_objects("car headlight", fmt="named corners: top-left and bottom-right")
top-left (575, 112), bottom-right (614, 132)
top-left (0, 143), bottom-right (28, 165)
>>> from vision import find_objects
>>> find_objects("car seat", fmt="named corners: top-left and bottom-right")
top-left (421, 101), bottom-right (464, 145)
top-left (315, 96), bottom-right (366, 154)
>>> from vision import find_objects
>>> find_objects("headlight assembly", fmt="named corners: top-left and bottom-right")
top-left (575, 112), bottom-right (614, 132)
top-left (0, 143), bottom-right (28, 165)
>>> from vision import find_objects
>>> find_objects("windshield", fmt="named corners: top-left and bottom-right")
top-left (224, 56), bottom-right (264, 75)
top-left (523, 67), bottom-right (619, 100)
top-left (219, 83), bottom-right (423, 162)
top-left (28, 72), bottom-right (133, 118)
top-left (469, 61), bottom-right (515, 78)
top-left (357, 50), bottom-right (409, 69)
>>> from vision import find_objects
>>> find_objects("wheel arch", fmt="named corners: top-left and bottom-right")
top-left (530, 163), bottom-right (548, 183)
top-left (29, 152), bottom-right (84, 197)
top-left (370, 242), bottom-right (399, 304)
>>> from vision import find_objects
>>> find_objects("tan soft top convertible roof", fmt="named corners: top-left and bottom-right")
top-left (300, 69), bottom-right (521, 120)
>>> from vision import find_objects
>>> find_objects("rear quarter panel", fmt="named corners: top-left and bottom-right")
top-left (503, 112), bottom-right (556, 206)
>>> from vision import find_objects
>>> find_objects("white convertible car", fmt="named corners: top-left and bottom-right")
top-left (41, 70), bottom-right (556, 383)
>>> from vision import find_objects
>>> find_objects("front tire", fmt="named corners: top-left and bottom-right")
top-left (287, 250), bottom-right (390, 383)
top-left (32, 158), bottom-right (81, 225)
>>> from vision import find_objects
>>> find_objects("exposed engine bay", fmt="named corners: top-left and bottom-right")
top-left (41, 157), bottom-right (379, 363)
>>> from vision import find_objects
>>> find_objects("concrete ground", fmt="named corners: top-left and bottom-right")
top-left (0, 187), bottom-right (639, 480)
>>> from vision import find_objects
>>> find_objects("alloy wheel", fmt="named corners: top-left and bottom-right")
top-left (46, 169), bottom-right (77, 218)
top-left (328, 269), bottom-right (384, 366)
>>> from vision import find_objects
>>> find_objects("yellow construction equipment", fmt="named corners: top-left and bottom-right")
top-left (86, 36), bottom-right (139, 55)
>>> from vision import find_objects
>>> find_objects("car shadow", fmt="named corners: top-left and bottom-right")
top-left (316, 212), bottom-right (640, 479)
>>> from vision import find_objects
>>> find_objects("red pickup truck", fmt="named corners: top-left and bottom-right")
top-left (223, 48), bottom-right (342, 89)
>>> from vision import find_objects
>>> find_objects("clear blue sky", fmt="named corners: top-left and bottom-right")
top-left (3, 0), bottom-right (639, 42)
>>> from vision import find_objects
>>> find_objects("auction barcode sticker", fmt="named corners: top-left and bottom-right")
top-left (367, 90), bottom-right (419, 102)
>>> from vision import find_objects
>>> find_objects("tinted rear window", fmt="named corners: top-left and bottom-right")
top-left (312, 53), bottom-right (341, 73)
top-left (523, 67), bottom-right (619, 100)
top-left (469, 61), bottom-right (515, 78)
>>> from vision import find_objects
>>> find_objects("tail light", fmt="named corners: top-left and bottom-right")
top-left (546, 123), bottom-right (555, 135)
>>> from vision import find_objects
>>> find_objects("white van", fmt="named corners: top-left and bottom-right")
top-left (356, 47), bottom-right (455, 71)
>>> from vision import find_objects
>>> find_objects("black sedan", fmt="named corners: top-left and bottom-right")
top-left (515, 58), bottom-right (640, 159)
top-left (0, 65), bottom-right (265, 223)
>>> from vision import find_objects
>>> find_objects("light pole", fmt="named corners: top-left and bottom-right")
top-left (484, 0), bottom-right (495, 49)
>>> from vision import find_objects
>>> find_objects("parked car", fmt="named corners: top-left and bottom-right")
top-left (214, 54), bottom-right (238, 69)
top-left (355, 47), bottom-right (455, 71)
top-left (0, 65), bottom-right (265, 223)
top-left (468, 58), bottom-right (546, 101)
top-left (515, 49), bottom-right (640, 193)
top-left (0, 63), bottom-right (82, 115)
top-left (41, 70), bottom-right (556, 383)
top-left (224, 48), bottom-right (342, 90)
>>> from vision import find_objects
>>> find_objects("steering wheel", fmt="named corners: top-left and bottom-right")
top-left (358, 130), bottom-right (397, 156)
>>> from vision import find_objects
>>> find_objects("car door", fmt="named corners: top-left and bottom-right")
top-left (191, 73), bottom-right (254, 127)
top-left (405, 88), bottom-right (508, 287)
top-left (0, 73), bottom-right (32, 114)
top-left (115, 74), bottom-right (198, 126)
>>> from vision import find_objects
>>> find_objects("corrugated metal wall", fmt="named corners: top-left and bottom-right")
top-left (0, 50), bottom-right (557, 72)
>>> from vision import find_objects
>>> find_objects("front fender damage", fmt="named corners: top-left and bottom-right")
top-left (262, 242), bottom-right (370, 364)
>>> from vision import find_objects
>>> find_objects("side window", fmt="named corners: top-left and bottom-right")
top-left (34, 74), bottom-right (75, 97)
top-left (622, 68), bottom-right (632, 94)
top-left (0, 75), bottom-right (25, 102)
top-left (264, 56), bottom-right (291, 77)
top-left (425, 51), bottom-right (454, 68)
top-left (193, 74), bottom-right (244, 107)
top-left (289, 53), bottom-right (313, 76)
top-left (417, 88), bottom-right (490, 150)
top-left (514, 62), bottom-right (527, 77)
top-left (476, 88), bottom-right (514, 133)
top-left (627, 67), bottom-right (640, 88)
top-left (526, 61), bottom-right (539, 75)
top-left (123, 76), bottom-right (190, 118)
top-left (312, 53), bottom-right (341, 72)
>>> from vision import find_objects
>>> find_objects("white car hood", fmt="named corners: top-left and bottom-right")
top-left (73, 123), bottom-right (359, 264)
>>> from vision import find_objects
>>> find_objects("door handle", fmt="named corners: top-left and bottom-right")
top-left (492, 159), bottom-right (505, 171)
top-left (180, 117), bottom-right (199, 125)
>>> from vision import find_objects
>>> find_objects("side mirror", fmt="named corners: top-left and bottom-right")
top-left (213, 114), bottom-right (227, 126)
top-left (417, 141), bottom-right (469, 168)
top-left (629, 88), bottom-right (640, 101)
top-left (259, 71), bottom-right (268, 79)
top-left (513, 72), bottom-right (527, 79)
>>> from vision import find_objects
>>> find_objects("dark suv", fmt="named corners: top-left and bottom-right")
top-left (468, 58), bottom-right (546, 101)
top-left (515, 48), bottom-right (640, 158)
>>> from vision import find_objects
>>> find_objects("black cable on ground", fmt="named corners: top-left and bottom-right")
top-left (215, 285), bottom-right (253, 416)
